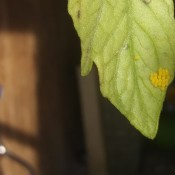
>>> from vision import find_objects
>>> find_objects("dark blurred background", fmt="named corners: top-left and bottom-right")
top-left (0, 0), bottom-right (174, 175)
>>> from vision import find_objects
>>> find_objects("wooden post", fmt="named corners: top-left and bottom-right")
top-left (0, 0), bottom-right (39, 174)
top-left (0, 0), bottom-right (82, 174)
top-left (0, 32), bottom-right (39, 174)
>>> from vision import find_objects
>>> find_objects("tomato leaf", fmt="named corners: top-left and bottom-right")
top-left (68, 0), bottom-right (175, 139)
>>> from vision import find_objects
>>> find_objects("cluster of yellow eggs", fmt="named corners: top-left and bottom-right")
top-left (150, 68), bottom-right (170, 90)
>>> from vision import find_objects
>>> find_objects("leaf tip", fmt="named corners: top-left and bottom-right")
top-left (134, 121), bottom-right (158, 140)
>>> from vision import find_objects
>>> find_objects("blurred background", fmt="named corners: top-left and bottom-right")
top-left (0, 0), bottom-right (175, 175)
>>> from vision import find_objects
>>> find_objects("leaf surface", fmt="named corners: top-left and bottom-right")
top-left (68, 0), bottom-right (175, 139)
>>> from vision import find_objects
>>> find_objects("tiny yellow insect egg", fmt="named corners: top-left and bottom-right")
top-left (165, 79), bottom-right (168, 84)
top-left (158, 75), bottom-right (161, 79)
top-left (162, 75), bottom-right (165, 80)
top-left (164, 69), bottom-right (168, 73)
top-left (158, 81), bottom-right (162, 87)
top-left (133, 55), bottom-right (140, 61)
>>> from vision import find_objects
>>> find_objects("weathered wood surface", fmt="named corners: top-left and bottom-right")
top-left (0, 31), bottom-right (38, 174)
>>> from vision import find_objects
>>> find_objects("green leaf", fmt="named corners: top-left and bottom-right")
top-left (68, 0), bottom-right (175, 139)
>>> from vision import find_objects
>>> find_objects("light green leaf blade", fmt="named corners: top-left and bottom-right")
top-left (68, 0), bottom-right (175, 139)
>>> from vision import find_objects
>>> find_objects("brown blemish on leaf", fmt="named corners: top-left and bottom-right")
top-left (77, 10), bottom-right (81, 19)
top-left (142, 0), bottom-right (151, 4)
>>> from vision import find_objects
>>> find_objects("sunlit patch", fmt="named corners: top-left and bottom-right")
top-left (150, 68), bottom-right (170, 91)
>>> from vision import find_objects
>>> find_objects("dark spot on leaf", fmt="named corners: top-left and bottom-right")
top-left (126, 44), bottom-right (130, 50)
top-left (142, 0), bottom-right (151, 4)
top-left (77, 10), bottom-right (81, 19)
